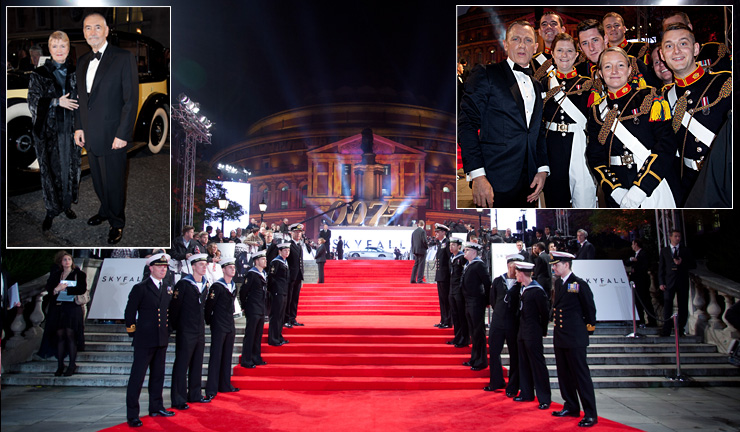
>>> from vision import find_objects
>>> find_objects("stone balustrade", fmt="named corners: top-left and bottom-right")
top-left (688, 261), bottom-right (740, 352)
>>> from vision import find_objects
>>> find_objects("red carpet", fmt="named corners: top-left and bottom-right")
top-left (102, 260), bottom-right (641, 431)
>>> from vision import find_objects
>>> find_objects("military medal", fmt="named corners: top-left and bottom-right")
top-left (700, 96), bottom-right (710, 115)
top-left (567, 282), bottom-right (580, 293)
top-left (631, 108), bottom-right (640, 125)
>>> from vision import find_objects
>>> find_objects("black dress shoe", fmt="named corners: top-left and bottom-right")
top-left (513, 396), bottom-right (534, 402)
top-left (149, 409), bottom-right (175, 417)
top-left (446, 340), bottom-right (455, 345)
top-left (552, 409), bottom-right (580, 417)
top-left (292, 321), bottom-right (304, 326)
top-left (63, 365), bottom-right (77, 376)
top-left (434, 323), bottom-right (442, 327)
top-left (483, 385), bottom-right (505, 392)
top-left (42, 216), bottom-right (53, 231)
top-left (54, 365), bottom-right (65, 376)
top-left (454, 343), bottom-right (469, 348)
top-left (462, 361), bottom-right (471, 367)
top-left (471, 365), bottom-right (487, 371)
top-left (127, 418), bottom-right (143, 427)
top-left (223, 387), bottom-right (240, 392)
top-left (505, 391), bottom-right (517, 398)
top-left (206, 394), bottom-right (217, 399)
top-left (173, 404), bottom-right (189, 410)
top-left (538, 402), bottom-right (551, 410)
top-left (241, 363), bottom-right (256, 368)
top-left (282, 340), bottom-right (290, 344)
top-left (88, 215), bottom-right (107, 225)
top-left (284, 322), bottom-right (293, 328)
top-left (64, 208), bottom-right (77, 219)
top-left (108, 227), bottom-right (123, 244)
top-left (439, 324), bottom-right (451, 329)
top-left (192, 396), bottom-right (211, 403)
top-left (578, 417), bottom-right (598, 427)
top-left (257, 360), bottom-right (268, 366)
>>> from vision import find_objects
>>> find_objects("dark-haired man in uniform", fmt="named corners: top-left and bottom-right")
top-left (550, 251), bottom-right (598, 428)
top-left (434, 224), bottom-right (452, 329)
top-left (124, 253), bottom-right (175, 428)
top-left (461, 242), bottom-right (490, 371)
top-left (240, 250), bottom-right (269, 368)
top-left (285, 224), bottom-right (305, 328)
top-left (447, 238), bottom-right (469, 347)
top-left (603, 12), bottom-right (649, 61)
top-left (204, 258), bottom-right (240, 399)
top-left (662, 11), bottom-right (731, 73)
top-left (532, 11), bottom-right (565, 79)
top-left (660, 23), bottom-right (732, 205)
top-left (268, 243), bottom-right (291, 346)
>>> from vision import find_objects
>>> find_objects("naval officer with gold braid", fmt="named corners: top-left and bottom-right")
top-left (586, 47), bottom-right (677, 208)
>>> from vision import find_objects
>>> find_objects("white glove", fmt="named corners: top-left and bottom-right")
top-left (610, 187), bottom-right (628, 205)
top-left (620, 186), bottom-right (648, 208)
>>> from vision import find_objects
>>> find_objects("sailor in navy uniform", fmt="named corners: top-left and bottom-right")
top-left (586, 47), bottom-right (677, 208)
top-left (661, 11), bottom-right (731, 74)
top-left (461, 242), bottom-right (490, 371)
top-left (513, 261), bottom-right (551, 410)
top-left (267, 243), bottom-right (291, 346)
top-left (434, 224), bottom-right (452, 329)
top-left (484, 254), bottom-right (523, 396)
top-left (170, 254), bottom-right (212, 410)
top-left (447, 238), bottom-right (469, 347)
top-left (660, 23), bottom-right (732, 206)
top-left (549, 251), bottom-right (598, 428)
top-left (204, 258), bottom-right (240, 398)
top-left (240, 250), bottom-right (269, 368)
top-left (540, 33), bottom-right (596, 208)
top-left (124, 254), bottom-right (175, 427)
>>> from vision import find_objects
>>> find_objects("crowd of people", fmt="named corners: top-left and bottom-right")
top-left (458, 10), bottom-right (732, 208)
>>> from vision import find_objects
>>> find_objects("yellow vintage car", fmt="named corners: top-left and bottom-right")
top-left (6, 29), bottom-right (169, 192)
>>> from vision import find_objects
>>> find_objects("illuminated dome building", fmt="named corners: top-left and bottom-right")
top-left (210, 87), bottom-right (487, 237)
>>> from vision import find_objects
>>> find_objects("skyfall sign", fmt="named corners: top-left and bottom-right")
top-left (88, 258), bottom-right (148, 319)
top-left (571, 260), bottom-right (635, 321)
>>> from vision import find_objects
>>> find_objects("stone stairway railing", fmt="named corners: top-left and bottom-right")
top-left (689, 261), bottom-right (740, 353)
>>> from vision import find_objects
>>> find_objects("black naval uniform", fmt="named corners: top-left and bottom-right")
top-left (615, 39), bottom-right (649, 63)
top-left (488, 272), bottom-right (520, 393)
top-left (577, 55), bottom-right (649, 94)
top-left (663, 64), bottom-right (732, 205)
top-left (517, 280), bottom-right (551, 405)
top-left (448, 251), bottom-right (469, 346)
top-left (267, 255), bottom-right (290, 345)
top-left (125, 276), bottom-right (173, 420)
top-left (204, 277), bottom-right (238, 397)
top-left (552, 272), bottom-right (598, 420)
top-left (587, 84), bottom-right (677, 208)
top-left (286, 239), bottom-right (304, 325)
top-left (540, 69), bottom-right (596, 208)
top-left (240, 266), bottom-right (268, 366)
top-left (697, 42), bottom-right (732, 73)
top-left (462, 257), bottom-right (491, 370)
top-left (170, 274), bottom-right (209, 406)
top-left (435, 237), bottom-right (452, 327)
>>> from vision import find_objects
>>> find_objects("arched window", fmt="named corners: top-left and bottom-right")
top-left (300, 185), bottom-right (308, 208)
top-left (280, 185), bottom-right (289, 209)
top-left (442, 186), bottom-right (451, 210)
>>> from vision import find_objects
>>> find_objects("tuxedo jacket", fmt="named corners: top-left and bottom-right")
top-left (658, 244), bottom-right (696, 290)
top-left (576, 241), bottom-right (596, 260)
top-left (458, 61), bottom-right (548, 194)
top-left (411, 227), bottom-right (428, 255)
top-left (630, 249), bottom-right (650, 286)
top-left (124, 277), bottom-right (173, 348)
top-left (74, 44), bottom-right (138, 156)
top-left (204, 280), bottom-right (236, 333)
top-left (552, 273), bottom-right (596, 348)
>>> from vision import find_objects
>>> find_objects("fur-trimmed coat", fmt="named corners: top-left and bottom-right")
top-left (28, 58), bottom-right (81, 216)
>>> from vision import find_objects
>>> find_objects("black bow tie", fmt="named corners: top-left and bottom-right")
top-left (93, 51), bottom-right (102, 61)
top-left (513, 64), bottom-right (533, 76)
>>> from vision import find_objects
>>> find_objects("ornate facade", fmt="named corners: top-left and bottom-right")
top-left (210, 98), bottom-right (487, 238)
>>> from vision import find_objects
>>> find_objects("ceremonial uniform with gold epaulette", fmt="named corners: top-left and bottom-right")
top-left (170, 274), bottom-right (210, 406)
top-left (124, 276), bottom-right (173, 420)
top-left (240, 266), bottom-right (268, 367)
top-left (540, 69), bottom-right (596, 208)
top-left (435, 236), bottom-right (452, 328)
top-left (697, 41), bottom-right (732, 73)
top-left (551, 272), bottom-right (598, 421)
top-left (204, 277), bottom-right (238, 397)
top-left (531, 48), bottom-right (554, 81)
top-left (586, 84), bottom-right (677, 208)
top-left (267, 255), bottom-right (290, 345)
top-left (663, 65), bottom-right (732, 205)
top-left (448, 251), bottom-right (469, 346)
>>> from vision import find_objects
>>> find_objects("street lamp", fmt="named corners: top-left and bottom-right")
top-left (258, 198), bottom-right (267, 224)
top-left (218, 197), bottom-right (229, 234)
top-left (476, 208), bottom-right (483, 236)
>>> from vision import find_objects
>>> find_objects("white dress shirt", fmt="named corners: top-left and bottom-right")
top-left (85, 41), bottom-right (108, 93)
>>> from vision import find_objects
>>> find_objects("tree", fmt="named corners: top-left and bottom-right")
top-left (204, 181), bottom-right (246, 230)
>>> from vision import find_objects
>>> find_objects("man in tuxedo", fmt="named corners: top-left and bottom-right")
top-left (575, 229), bottom-right (595, 260)
top-left (74, 12), bottom-right (138, 244)
top-left (124, 254), bottom-right (175, 427)
top-left (459, 20), bottom-right (549, 208)
top-left (319, 223), bottom-right (332, 245)
top-left (658, 230), bottom-right (696, 337)
top-left (315, 237), bottom-right (328, 283)
top-left (629, 239), bottom-right (657, 327)
top-left (285, 224), bottom-right (306, 327)
top-left (410, 220), bottom-right (428, 283)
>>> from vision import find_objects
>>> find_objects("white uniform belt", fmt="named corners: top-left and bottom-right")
top-left (609, 154), bottom-right (636, 166)
top-left (683, 157), bottom-right (700, 171)
top-left (667, 86), bottom-right (716, 147)
top-left (545, 121), bottom-right (578, 133)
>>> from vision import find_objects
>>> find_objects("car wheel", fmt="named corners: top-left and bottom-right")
top-left (379, 254), bottom-right (386, 258)
top-left (6, 102), bottom-right (37, 171)
top-left (351, 253), bottom-right (360, 258)
top-left (147, 106), bottom-right (169, 154)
